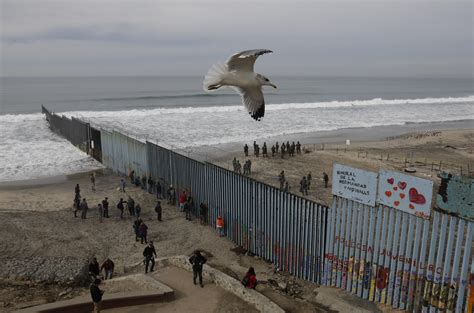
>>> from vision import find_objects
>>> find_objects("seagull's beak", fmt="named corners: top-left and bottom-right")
top-left (270, 83), bottom-right (277, 89)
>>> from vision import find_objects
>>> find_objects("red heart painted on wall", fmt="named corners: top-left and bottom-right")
top-left (409, 188), bottom-right (426, 205)
top-left (385, 191), bottom-right (392, 197)
top-left (394, 201), bottom-right (400, 206)
top-left (393, 186), bottom-right (398, 191)
top-left (387, 178), bottom-right (394, 185)
top-left (397, 181), bottom-right (407, 190)
top-left (400, 193), bottom-right (405, 199)
top-left (409, 204), bottom-right (414, 209)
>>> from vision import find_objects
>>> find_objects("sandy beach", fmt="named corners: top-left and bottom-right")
top-left (0, 122), bottom-right (472, 312)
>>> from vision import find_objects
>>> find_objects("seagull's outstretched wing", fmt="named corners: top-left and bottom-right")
top-left (234, 86), bottom-right (265, 121)
top-left (226, 49), bottom-right (273, 72)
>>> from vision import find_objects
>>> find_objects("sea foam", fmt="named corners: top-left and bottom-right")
top-left (1, 96), bottom-right (472, 182)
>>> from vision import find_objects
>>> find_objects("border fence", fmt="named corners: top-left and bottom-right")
top-left (42, 106), bottom-right (472, 312)
top-left (41, 106), bottom-right (329, 285)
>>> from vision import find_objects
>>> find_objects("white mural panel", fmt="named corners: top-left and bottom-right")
top-left (332, 163), bottom-right (378, 206)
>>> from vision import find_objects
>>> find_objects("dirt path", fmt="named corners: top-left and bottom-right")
top-left (103, 267), bottom-right (258, 313)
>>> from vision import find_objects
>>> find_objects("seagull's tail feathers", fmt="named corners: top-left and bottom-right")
top-left (203, 62), bottom-right (229, 92)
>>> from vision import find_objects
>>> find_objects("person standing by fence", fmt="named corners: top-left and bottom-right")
top-left (199, 202), bottom-right (208, 225)
top-left (278, 171), bottom-right (286, 190)
top-left (179, 190), bottom-right (187, 211)
top-left (156, 180), bottom-right (162, 199)
top-left (148, 176), bottom-right (154, 194)
top-left (216, 215), bottom-right (224, 237)
top-left (129, 170), bottom-right (135, 185)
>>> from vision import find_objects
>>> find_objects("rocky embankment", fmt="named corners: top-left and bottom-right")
top-left (0, 256), bottom-right (89, 286)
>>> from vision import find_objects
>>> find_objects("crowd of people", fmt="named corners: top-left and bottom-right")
top-left (244, 140), bottom-right (303, 159)
top-left (232, 157), bottom-right (252, 176)
top-left (277, 170), bottom-right (330, 195)
top-left (78, 172), bottom-right (260, 313)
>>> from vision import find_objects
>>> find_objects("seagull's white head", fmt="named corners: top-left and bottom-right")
top-left (256, 74), bottom-right (277, 89)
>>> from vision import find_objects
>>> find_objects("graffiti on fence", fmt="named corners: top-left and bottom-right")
top-left (332, 164), bottom-right (377, 206)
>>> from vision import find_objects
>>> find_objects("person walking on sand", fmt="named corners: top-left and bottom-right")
top-left (216, 215), bottom-right (224, 237)
top-left (143, 241), bottom-right (157, 273)
top-left (135, 203), bottom-right (142, 218)
top-left (120, 178), bottom-right (126, 192)
top-left (80, 198), bottom-right (89, 219)
top-left (284, 181), bottom-right (290, 193)
top-left (242, 267), bottom-right (258, 289)
top-left (117, 198), bottom-right (126, 219)
top-left (300, 176), bottom-right (308, 195)
top-left (167, 185), bottom-right (176, 205)
top-left (98, 203), bottom-right (103, 223)
top-left (244, 144), bottom-right (249, 157)
top-left (90, 173), bottom-right (96, 191)
top-left (90, 278), bottom-right (104, 313)
top-left (74, 183), bottom-right (81, 198)
top-left (127, 196), bottom-right (135, 217)
top-left (323, 172), bottom-right (329, 188)
top-left (73, 194), bottom-right (81, 218)
top-left (155, 201), bottom-right (162, 221)
top-left (133, 218), bottom-right (142, 242)
top-left (102, 197), bottom-right (109, 218)
top-left (100, 258), bottom-right (114, 280)
top-left (139, 221), bottom-right (148, 244)
top-left (189, 250), bottom-right (207, 287)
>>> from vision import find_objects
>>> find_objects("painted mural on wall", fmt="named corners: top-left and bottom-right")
top-left (436, 172), bottom-right (473, 220)
top-left (377, 169), bottom-right (434, 219)
top-left (332, 163), bottom-right (378, 206)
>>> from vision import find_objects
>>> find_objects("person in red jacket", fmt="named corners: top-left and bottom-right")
top-left (179, 190), bottom-right (187, 211)
top-left (242, 267), bottom-right (257, 289)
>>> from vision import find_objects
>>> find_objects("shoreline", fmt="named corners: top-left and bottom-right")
top-left (1, 119), bottom-right (472, 187)
top-left (183, 119), bottom-right (474, 161)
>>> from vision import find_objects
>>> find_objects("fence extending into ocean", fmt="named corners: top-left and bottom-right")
top-left (42, 106), bottom-right (473, 312)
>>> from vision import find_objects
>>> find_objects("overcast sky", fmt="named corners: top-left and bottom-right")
top-left (1, 0), bottom-right (472, 77)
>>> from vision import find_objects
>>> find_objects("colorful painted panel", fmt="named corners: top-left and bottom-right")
top-left (377, 169), bottom-right (434, 219)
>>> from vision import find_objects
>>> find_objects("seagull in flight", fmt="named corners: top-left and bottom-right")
top-left (203, 49), bottom-right (276, 121)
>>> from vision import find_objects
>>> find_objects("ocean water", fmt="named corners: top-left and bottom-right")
top-left (0, 76), bottom-right (473, 182)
